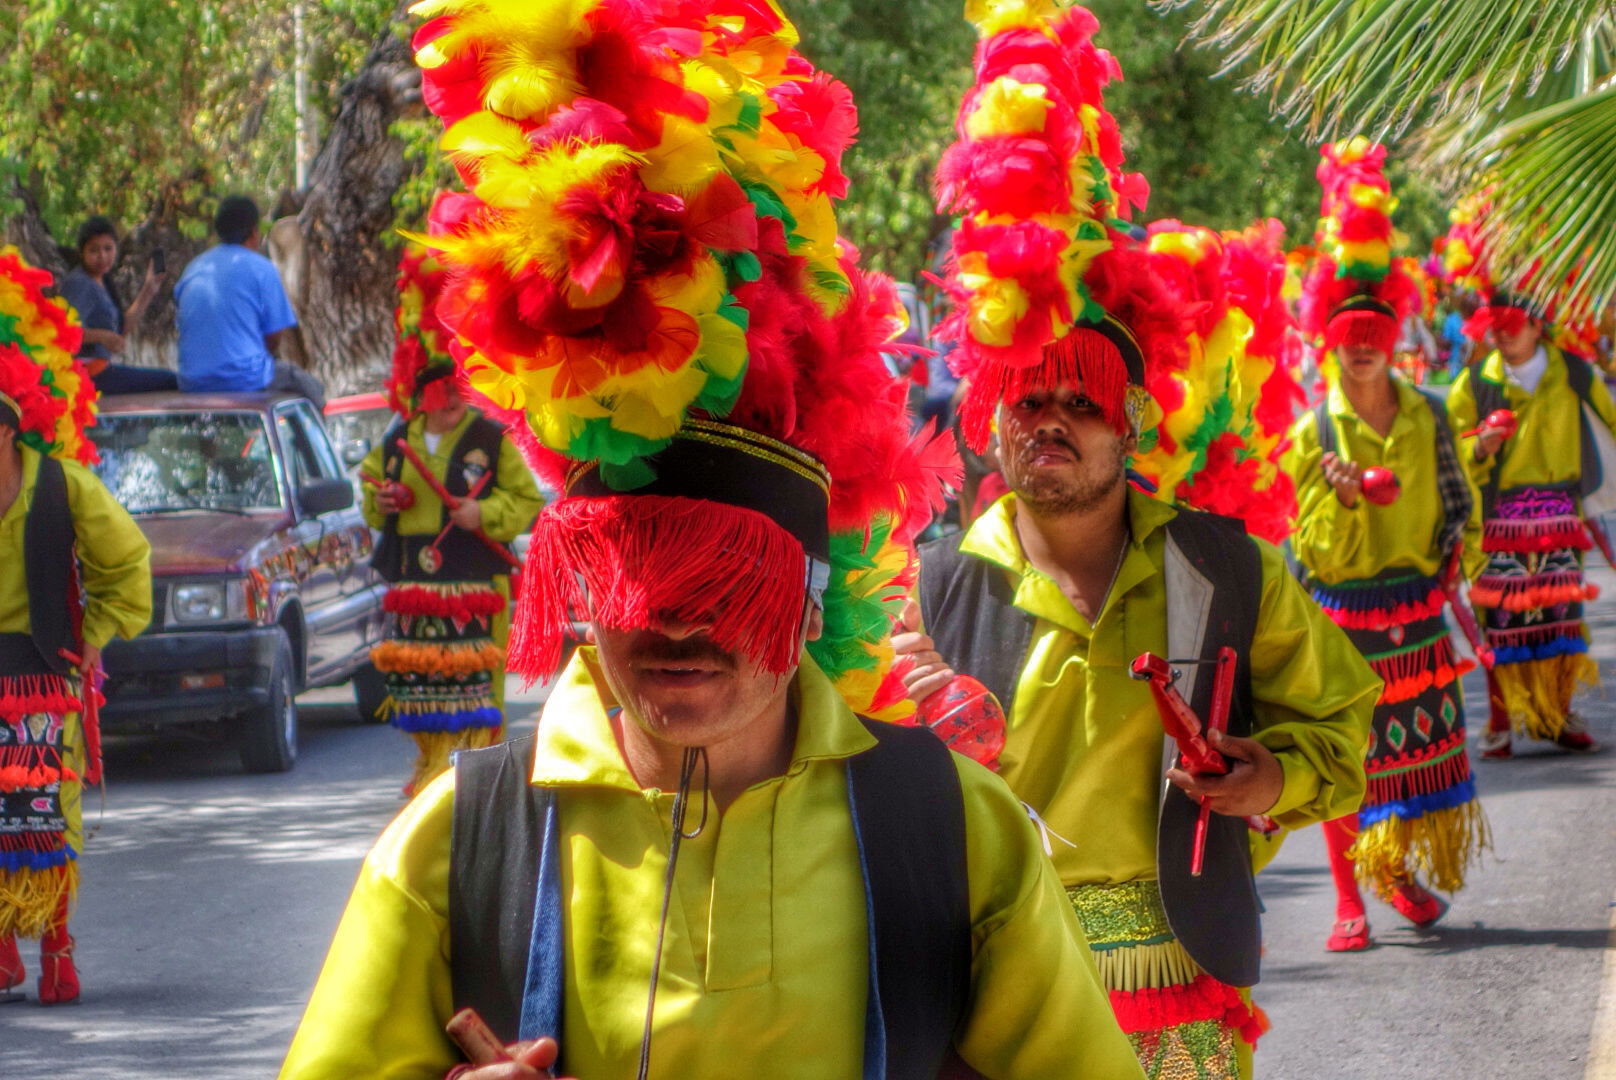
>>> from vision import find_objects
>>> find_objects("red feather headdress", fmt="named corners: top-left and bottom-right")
top-left (932, 2), bottom-right (1185, 455)
top-left (1299, 138), bottom-right (1418, 359)
top-left (412, 0), bottom-right (957, 716)
top-left (0, 246), bottom-right (95, 465)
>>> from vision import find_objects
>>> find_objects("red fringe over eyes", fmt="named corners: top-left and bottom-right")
top-left (512, 496), bottom-right (809, 682)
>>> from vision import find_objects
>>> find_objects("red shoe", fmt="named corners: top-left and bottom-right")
top-left (38, 932), bottom-right (79, 1005)
top-left (1556, 715), bottom-right (1600, 753)
top-left (0, 934), bottom-right (23, 991)
top-left (1390, 881), bottom-right (1449, 929)
top-left (1478, 729), bottom-right (1512, 760)
top-left (1326, 915), bottom-right (1371, 952)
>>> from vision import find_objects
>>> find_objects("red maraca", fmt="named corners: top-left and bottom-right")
top-left (900, 673), bottom-right (1007, 771)
top-left (1461, 408), bottom-right (1517, 441)
top-left (1361, 467), bottom-right (1400, 506)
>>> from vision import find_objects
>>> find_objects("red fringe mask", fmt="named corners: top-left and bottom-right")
top-left (1325, 309), bottom-right (1399, 357)
top-left (512, 495), bottom-right (811, 682)
top-left (960, 327), bottom-right (1131, 455)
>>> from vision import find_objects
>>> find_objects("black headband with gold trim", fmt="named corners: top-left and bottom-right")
top-left (565, 419), bottom-right (832, 563)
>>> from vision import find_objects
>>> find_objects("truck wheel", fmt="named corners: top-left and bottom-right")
top-left (351, 660), bottom-right (390, 724)
top-left (240, 632), bottom-right (299, 774)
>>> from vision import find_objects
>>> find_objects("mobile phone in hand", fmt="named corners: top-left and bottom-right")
top-left (152, 248), bottom-right (166, 274)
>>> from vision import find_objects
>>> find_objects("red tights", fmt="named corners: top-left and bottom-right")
top-left (1322, 815), bottom-right (1365, 920)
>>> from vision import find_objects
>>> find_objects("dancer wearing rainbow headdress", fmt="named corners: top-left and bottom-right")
top-left (281, 2), bottom-right (1143, 1076)
top-left (0, 247), bottom-right (151, 1004)
top-left (896, 5), bottom-right (1377, 1077)
top-left (1284, 139), bottom-right (1490, 953)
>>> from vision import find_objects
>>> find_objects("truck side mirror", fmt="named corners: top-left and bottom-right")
top-left (298, 476), bottom-right (355, 516)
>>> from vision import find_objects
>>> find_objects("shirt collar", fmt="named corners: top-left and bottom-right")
top-left (529, 647), bottom-right (878, 791)
top-left (1, 445), bottom-right (40, 529)
top-left (960, 487), bottom-right (1175, 574)
top-left (1324, 375), bottom-right (1424, 435)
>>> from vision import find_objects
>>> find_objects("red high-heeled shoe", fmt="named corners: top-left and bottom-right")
top-left (38, 930), bottom-right (79, 1005)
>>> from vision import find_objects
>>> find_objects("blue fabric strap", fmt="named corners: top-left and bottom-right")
top-left (846, 760), bottom-right (887, 1080)
top-left (518, 790), bottom-right (564, 1043)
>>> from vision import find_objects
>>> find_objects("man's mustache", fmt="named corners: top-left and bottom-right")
top-left (627, 632), bottom-right (737, 669)
top-left (1021, 435), bottom-right (1079, 459)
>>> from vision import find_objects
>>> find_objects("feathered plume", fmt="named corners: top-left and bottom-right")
top-left (1299, 137), bottom-right (1418, 351)
top-left (412, 0), bottom-right (957, 715)
top-left (932, 0), bottom-right (1177, 454)
top-left (1433, 191), bottom-right (1493, 294)
top-left (0, 247), bottom-right (95, 465)
top-left (388, 227), bottom-right (460, 418)
top-left (1131, 222), bottom-right (1301, 543)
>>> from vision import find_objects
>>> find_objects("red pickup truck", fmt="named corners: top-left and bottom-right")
top-left (92, 392), bottom-right (389, 773)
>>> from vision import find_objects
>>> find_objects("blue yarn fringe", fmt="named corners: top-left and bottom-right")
top-left (1360, 778), bottom-right (1477, 827)
top-left (1493, 635), bottom-right (1588, 666)
top-left (0, 847), bottom-right (77, 872)
top-left (390, 706), bottom-right (504, 734)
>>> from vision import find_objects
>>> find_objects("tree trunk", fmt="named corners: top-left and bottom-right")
top-left (269, 2), bottom-right (422, 396)
top-left (3, 175), bottom-right (68, 280)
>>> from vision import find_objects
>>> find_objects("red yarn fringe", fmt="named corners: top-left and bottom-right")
top-left (1370, 637), bottom-right (1471, 705)
top-left (0, 762), bottom-right (78, 793)
top-left (1322, 587), bottom-right (1444, 631)
top-left (0, 676), bottom-right (80, 722)
top-left (1110, 974), bottom-right (1268, 1048)
top-left (1365, 730), bottom-right (1471, 807)
top-left (1470, 571), bottom-right (1597, 612)
top-left (512, 496), bottom-right (808, 683)
top-left (383, 583), bottom-right (505, 620)
top-left (958, 328), bottom-right (1130, 454)
top-left (1482, 519), bottom-right (1590, 554)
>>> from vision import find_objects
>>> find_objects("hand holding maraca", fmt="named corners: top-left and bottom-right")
top-left (1465, 408), bottom-right (1517, 461)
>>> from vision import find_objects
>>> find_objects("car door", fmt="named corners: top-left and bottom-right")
top-left (274, 400), bottom-right (360, 684)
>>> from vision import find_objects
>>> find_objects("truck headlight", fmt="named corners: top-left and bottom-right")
top-left (170, 579), bottom-right (248, 624)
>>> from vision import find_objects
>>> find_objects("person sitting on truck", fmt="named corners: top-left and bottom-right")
top-left (174, 195), bottom-right (325, 409)
top-left (56, 216), bottom-right (177, 395)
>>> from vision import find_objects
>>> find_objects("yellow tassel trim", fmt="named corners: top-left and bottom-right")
top-left (1093, 939), bottom-right (1204, 994)
top-left (0, 861), bottom-right (78, 939)
top-left (1492, 652), bottom-right (1599, 741)
top-left (1350, 800), bottom-right (1492, 901)
top-left (407, 727), bottom-right (505, 797)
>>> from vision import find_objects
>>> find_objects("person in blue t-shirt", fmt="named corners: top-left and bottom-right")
top-left (175, 195), bottom-right (325, 408)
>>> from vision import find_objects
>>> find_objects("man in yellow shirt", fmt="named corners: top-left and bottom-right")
top-left (903, 190), bottom-right (1377, 1078)
top-left (361, 241), bottom-right (544, 796)
top-left (1448, 290), bottom-right (1616, 756)
top-left (284, 5), bottom-right (1143, 1074)
top-left (1, 247), bottom-right (152, 1004)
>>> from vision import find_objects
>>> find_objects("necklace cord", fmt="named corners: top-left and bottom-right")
top-left (635, 745), bottom-right (710, 1080)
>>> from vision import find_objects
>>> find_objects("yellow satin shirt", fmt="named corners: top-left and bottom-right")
top-left (280, 650), bottom-right (1146, 1080)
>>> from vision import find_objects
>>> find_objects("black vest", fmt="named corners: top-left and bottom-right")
top-left (370, 411), bottom-right (512, 583)
top-left (448, 722), bottom-right (976, 1078)
top-left (0, 453), bottom-right (78, 676)
top-left (917, 507), bottom-right (1264, 988)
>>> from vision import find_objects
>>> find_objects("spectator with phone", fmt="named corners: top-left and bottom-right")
top-left (174, 195), bottom-right (325, 409)
top-left (56, 216), bottom-right (178, 395)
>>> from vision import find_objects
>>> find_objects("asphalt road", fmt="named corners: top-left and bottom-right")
top-left (2, 584), bottom-right (1614, 1079)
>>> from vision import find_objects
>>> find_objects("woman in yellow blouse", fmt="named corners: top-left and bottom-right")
top-left (1285, 145), bottom-right (1488, 953)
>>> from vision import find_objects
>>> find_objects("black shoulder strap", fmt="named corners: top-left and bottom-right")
top-left (25, 455), bottom-right (77, 674)
top-left (370, 418), bottom-right (410, 583)
top-left (1418, 389), bottom-right (1472, 561)
top-left (849, 719), bottom-right (974, 1080)
top-left (450, 734), bottom-right (546, 1045)
top-left (1466, 360), bottom-right (1507, 516)
top-left (916, 534), bottom-right (1034, 715)
top-left (1560, 350), bottom-right (1606, 500)
top-left (1157, 510), bottom-right (1264, 989)
top-left (1313, 400), bottom-right (1336, 458)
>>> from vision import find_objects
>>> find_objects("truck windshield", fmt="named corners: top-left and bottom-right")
top-left (91, 412), bottom-right (283, 512)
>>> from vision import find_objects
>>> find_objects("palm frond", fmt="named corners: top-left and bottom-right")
top-left (1472, 85), bottom-right (1616, 321)
top-left (1164, 0), bottom-right (1612, 140)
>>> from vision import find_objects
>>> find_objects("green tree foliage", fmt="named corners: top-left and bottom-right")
top-left (0, 0), bottom-right (400, 242)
